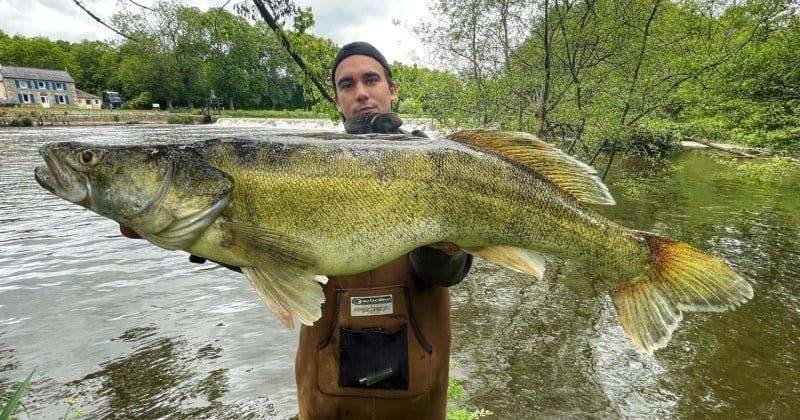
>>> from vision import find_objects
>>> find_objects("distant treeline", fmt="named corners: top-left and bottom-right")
top-left (1, 0), bottom-right (797, 161)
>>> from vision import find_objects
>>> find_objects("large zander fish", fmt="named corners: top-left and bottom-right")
top-left (34, 130), bottom-right (753, 354)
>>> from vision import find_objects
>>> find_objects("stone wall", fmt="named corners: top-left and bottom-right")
top-left (0, 110), bottom-right (206, 126)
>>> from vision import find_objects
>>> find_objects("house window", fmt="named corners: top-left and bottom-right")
top-left (55, 95), bottom-right (70, 104)
top-left (18, 93), bottom-right (34, 103)
top-left (55, 82), bottom-right (64, 90)
top-left (38, 81), bottom-right (45, 89)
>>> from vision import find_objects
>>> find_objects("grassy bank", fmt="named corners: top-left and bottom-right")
top-left (210, 109), bottom-right (329, 119)
top-left (0, 108), bottom-right (333, 127)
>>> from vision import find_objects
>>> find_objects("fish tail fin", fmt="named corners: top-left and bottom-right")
top-left (611, 233), bottom-right (753, 355)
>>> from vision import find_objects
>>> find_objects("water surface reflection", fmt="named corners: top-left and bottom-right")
top-left (1, 125), bottom-right (798, 419)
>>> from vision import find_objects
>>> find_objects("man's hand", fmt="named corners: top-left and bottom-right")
top-left (438, 244), bottom-right (461, 256)
top-left (426, 242), bottom-right (461, 256)
top-left (119, 225), bottom-right (141, 239)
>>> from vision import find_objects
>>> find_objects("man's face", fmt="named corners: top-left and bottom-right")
top-left (333, 55), bottom-right (397, 120)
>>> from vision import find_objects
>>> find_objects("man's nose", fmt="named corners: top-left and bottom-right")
top-left (354, 83), bottom-right (369, 100)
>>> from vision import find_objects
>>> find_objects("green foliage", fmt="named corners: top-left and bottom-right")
top-left (446, 363), bottom-right (493, 420)
top-left (167, 115), bottom-right (193, 124)
top-left (124, 92), bottom-right (153, 110)
top-left (447, 376), bottom-right (465, 402)
top-left (1, 368), bottom-right (35, 420)
top-left (218, 109), bottom-right (326, 118)
top-left (447, 407), bottom-right (494, 420)
top-left (61, 397), bottom-right (84, 420)
top-left (2, 1), bottom-right (797, 158)
top-left (0, 2), bottom-right (327, 113)
top-left (9, 117), bottom-right (33, 127)
top-left (0, 368), bottom-right (84, 420)
top-left (713, 155), bottom-right (800, 182)
top-left (414, 0), bottom-right (798, 161)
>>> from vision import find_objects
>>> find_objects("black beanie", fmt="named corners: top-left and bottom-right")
top-left (331, 41), bottom-right (392, 89)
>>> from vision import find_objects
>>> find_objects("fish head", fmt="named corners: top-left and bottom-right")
top-left (35, 141), bottom-right (233, 249)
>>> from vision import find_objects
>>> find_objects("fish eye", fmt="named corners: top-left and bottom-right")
top-left (77, 150), bottom-right (100, 166)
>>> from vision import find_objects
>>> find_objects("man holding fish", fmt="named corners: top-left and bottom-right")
top-left (119, 41), bottom-right (474, 419)
top-left (36, 42), bottom-right (751, 420)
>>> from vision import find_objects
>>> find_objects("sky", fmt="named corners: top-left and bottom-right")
top-left (0, 0), bottom-right (438, 66)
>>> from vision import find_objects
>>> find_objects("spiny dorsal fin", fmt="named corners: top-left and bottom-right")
top-left (447, 129), bottom-right (615, 205)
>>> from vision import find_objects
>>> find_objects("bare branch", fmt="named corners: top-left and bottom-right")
top-left (72, 0), bottom-right (138, 41)
top-left (126, 0), bottom-right (154, 12)
top-left (251, 0), bottom-right (334, 106)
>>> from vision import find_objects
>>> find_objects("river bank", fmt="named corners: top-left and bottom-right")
top-left (0, 111), bottom-right (443, 134)
top-left (0, 112), bottom-right (767, 156)
top-left (0, 109), bottom-right (208, 126)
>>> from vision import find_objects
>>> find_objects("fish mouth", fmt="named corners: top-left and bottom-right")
top-left (34, 146), bottom-right (89, 205)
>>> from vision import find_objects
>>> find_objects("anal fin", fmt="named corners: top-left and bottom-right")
top-left (241, 265), bottom-right (327, 329)
top-left (465, 245), bottom-right (546, 279)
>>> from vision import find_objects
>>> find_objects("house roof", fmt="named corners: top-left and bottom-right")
top-left (0, 65), bottom-right (75, 83)
top-left (75, 89), bottom-right (100, 99)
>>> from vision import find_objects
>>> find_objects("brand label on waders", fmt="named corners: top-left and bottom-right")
top-left (350, 295), bottom-right (393, 316)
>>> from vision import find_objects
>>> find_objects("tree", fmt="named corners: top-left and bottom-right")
top-left (69, 40), bottom-right (118, 94)
top-left (199, 8), bottom-right (264, 110)
top-left (0, 35), bottom-right (75, 70)
top-left (415, 0), bottom-right (533, 127)
top-left (676, 4), bottom-right (800, 150)
top-left (417, 0), bottom-right (796, 173)
top-left (112, 4), bottom-right (181, 108)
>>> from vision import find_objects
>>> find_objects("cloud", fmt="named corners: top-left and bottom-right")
top-left (0, 0), bottom-right (435, 66)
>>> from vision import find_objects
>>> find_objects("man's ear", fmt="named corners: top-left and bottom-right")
top-left (334, 94), bottom-right (341, 111)
top-left (389, 81), bottom-right (398, 101)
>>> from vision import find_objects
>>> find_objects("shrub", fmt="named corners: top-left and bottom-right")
top-left (168, 115), bottom-right (193, 124)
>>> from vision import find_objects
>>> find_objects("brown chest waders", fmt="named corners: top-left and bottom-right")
top-left (295, 255), bottom-right (451, 419)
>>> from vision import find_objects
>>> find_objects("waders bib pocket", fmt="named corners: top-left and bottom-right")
top-left (317, 285), bottom-right (433, 398)
top-left (338, 325), bottom-right (409, 389)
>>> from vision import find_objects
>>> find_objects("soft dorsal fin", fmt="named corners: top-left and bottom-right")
top-left (447, 129), bottom-right (615, 205)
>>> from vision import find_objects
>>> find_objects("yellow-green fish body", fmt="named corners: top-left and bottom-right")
top-left (34, 130), bottom-right (753, 354)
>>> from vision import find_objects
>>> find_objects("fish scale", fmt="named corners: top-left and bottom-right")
top-left (34, 129), bottom-right (752, 354)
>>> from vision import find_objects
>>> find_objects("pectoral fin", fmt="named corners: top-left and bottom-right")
top-left (465, 245), bottom-right (546, 279)
top-left (222, 221), bottom-right (317, 269)
top-left (242, 265), bottom-right (327, 329)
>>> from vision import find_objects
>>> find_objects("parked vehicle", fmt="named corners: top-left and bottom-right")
top-left (102, 91), bottom-right (122, 109)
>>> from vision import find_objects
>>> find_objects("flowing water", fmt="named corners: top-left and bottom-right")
top-left (1, 123), bottom-right (798, 419)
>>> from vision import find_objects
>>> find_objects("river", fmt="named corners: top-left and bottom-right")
top-left (1, 123), bottom-right (798, 419)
